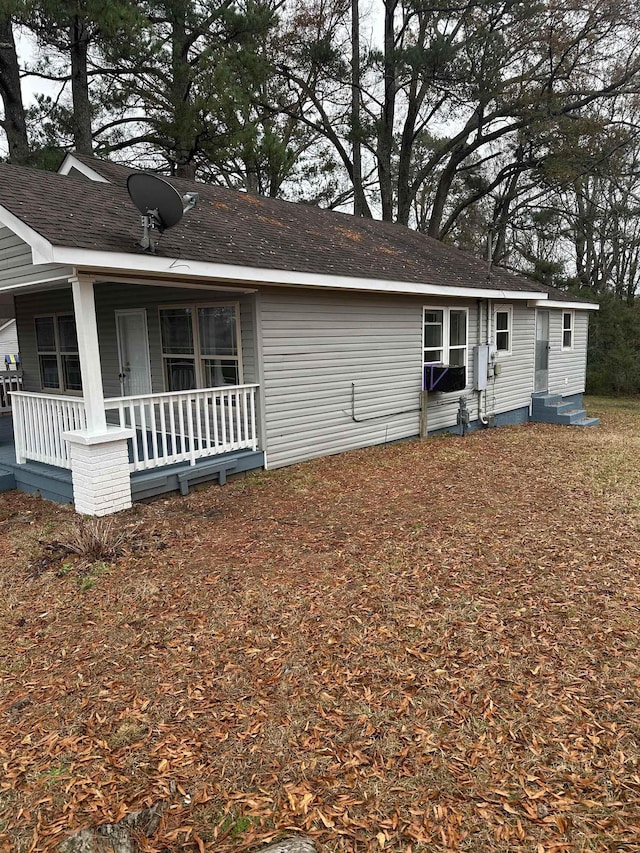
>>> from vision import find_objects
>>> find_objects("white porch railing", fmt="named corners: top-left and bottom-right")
top-left (11, 384), bottom-right (259, 472)
top-left (11, 391), bottom-right (87, 468)
top-left (0, 369), bottom-right (22, 413)
top-left (104, 384), bottom-right (259, 472)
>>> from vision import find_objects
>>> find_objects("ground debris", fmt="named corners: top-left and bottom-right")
top-left (1, 397), bottom-right (640, 852)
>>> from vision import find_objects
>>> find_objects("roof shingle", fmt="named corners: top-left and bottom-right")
top-left (0, 158), bottom-right (579, 300)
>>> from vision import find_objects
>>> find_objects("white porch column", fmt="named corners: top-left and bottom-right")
top-left (71, 275), bottom-right (107, 434)
top-left (65, 275), bottom-right (133, 515)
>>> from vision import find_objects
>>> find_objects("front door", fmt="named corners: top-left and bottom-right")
top-left (116, 309), bottom-right (152, 397)
top-left (535, 309), bottom-right (550, 392)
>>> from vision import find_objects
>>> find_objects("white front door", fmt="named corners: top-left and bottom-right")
top-left (115, 310), bottom-right (152, 396)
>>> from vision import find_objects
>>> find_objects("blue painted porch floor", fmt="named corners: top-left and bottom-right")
top-left (0, 414), bottom-right (264, 505)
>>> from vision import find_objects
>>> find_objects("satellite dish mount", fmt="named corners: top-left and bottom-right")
top-left (127, 173), bottom-right (199, 254)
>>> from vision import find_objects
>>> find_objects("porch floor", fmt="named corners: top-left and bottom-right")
top-left (0, 415), bottom-right (264, 505)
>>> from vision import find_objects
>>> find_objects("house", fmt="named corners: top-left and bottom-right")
top-left (0, 153), bottom-right (598, 515)
top-left (0, 318), bottom-right (18, 363)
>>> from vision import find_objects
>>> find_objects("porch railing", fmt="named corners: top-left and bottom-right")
top-left (11, 385), bottom-right (258, 472)
top-left (11, 391), bottom-right (87, 468)
top-left (104, 384), bottom-right (259, 472)
top-left (0, 369), bottom-right (22, 414)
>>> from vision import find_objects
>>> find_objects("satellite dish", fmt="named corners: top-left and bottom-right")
top-left (126, 173), bottom-right (199, 253)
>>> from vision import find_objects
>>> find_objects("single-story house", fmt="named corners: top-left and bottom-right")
top-left (0, 153), bottom-right (598, 515)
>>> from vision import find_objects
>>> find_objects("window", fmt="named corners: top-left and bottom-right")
top-left (494, 306), bottom-right (512, 354)
top-left (35, 314), bottom-right (81, 393)
top-left (562, 311), bottom-right (574, 350)
top-left (159, 304), bottom-right (242, 391)
top-left (423, 307), bottom-right (468, 383)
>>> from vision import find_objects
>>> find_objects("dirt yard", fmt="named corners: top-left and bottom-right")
top-left (1, 397), bottom-right (639, 852)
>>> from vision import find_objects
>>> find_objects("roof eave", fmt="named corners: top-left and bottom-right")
top-left (528, 299), bottom-right (599, 310)
top-left (49, 245), bottom-right (548, 301)
top-left (0, 205), bottom-right (55, 264)
top-left (58, 153), bottom-right (110, 183)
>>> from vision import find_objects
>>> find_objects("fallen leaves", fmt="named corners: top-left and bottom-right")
top-left (1, 399), bottom-right (640, 851)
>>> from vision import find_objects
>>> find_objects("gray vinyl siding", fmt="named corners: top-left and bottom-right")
top-left (14, 287), bottom-right (75, 391)
top-left (16, 282), bottom-right (256, 397)
top-left (487, 302), bottom-right (535, 416)
top-left (548, 309), bottom-right (588, 396)
top-left (0, 320), bottom-right (19, 360)
top-left (0, 226), bottom-right (72, 289)
top-left (258, 288), bottom-right (482, 469)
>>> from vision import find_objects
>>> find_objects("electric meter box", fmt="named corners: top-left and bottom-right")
top-left (473, 345), bottom-right (490, 391)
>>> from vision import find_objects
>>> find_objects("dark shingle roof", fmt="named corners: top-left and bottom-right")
top-left (0, 157), bottom-right (578, 299)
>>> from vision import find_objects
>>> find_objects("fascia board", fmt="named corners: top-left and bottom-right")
top-left (50, 245), bottom-right (548, 301)
top-left (0, 205), bottom-right (54, 263)
top-left (528, 299), bottom-right (599, 310)
top-left (58, 154), bottom-right (110, 183)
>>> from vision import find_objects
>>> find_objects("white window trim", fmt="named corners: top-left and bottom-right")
top-left (422, 306), bottom-right (469, 388)
top-left (494, 305), bottom-right (513, 355)
top-left (34, 312), bottom-right (82, 395)
top-left (158, 301), bottom-right (243, 391)
top-left (562, 310), bottom-right (574, 351)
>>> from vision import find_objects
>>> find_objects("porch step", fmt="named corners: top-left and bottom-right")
top-left (530, 393), bottom-right (599, 428)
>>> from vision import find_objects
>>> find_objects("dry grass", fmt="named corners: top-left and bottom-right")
top-left (1, 396), bottom-right (640, 852)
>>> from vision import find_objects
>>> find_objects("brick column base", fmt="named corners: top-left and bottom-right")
top-left (63, 428), bottom-right (134, 516)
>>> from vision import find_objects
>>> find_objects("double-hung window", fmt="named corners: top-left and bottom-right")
top-left (562, 311), bottom-right (574, 350)
top-left (159, 304), bottom-right (242, 391)
top-left (423, 307), bottom-right (468, 384)
top-left (494, 306), bottom-right (512, 354)
top-left (35, 314), bottom-right (82, 393)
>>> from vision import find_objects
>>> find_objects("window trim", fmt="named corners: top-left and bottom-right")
top-left (158, 301), bottom-right (243, 391)
top-left (422, 305), bottom-right (469, 388)
top-left (562, 310), bottom-right (574, 351)
top-left (494, 305), bottom-right (513, 355)
top-left (34, 312), bottom-right (82, 395)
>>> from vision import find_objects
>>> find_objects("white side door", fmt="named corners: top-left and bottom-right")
top-left (115, 310), bottom-right (152, 397)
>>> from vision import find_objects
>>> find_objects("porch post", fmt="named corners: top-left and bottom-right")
top-left (71, 275), bottom-right (106, 434)
top-left (63, 275), bottom-right (134, 516)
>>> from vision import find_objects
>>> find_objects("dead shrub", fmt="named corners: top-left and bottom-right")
top-left (61, 517), bottom-right (139, 564)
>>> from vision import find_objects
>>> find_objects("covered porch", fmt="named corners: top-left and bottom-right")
top-left (0, 384), bottom-right (263, 505)
top-left (4, 274), bottom-right (265, 514)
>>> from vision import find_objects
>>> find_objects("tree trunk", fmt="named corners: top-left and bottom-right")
top-left (169, 0), bottom-right (195, 176)
top-left (70, 15), bottom-right (93, 154)
top-left (377, 0), bottom-right (396, 222)
top-left (351, 0), bottom-right (366, 216)
top-left (427, 146), bottom-right (467, 238)
top-left (0, 16), bottom-right (30, 164)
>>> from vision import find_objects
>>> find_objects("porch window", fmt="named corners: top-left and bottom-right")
top-left (495, 306), bottom-right (512, 354)
top-left (562, 311), bottom-right (574, 350)
top-left (423, 306), bottom-right (468, 382)
top-left (35, 314), bottom-right (82, 393)
top-left (159, 304), bottom-right (241, 391)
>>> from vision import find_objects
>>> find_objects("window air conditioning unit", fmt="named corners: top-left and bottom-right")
top-left (423, 365), bottom-right (466, 393)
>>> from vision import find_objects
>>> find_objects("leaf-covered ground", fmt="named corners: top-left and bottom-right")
top-left (1, 397), bottom-right (640, 852)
